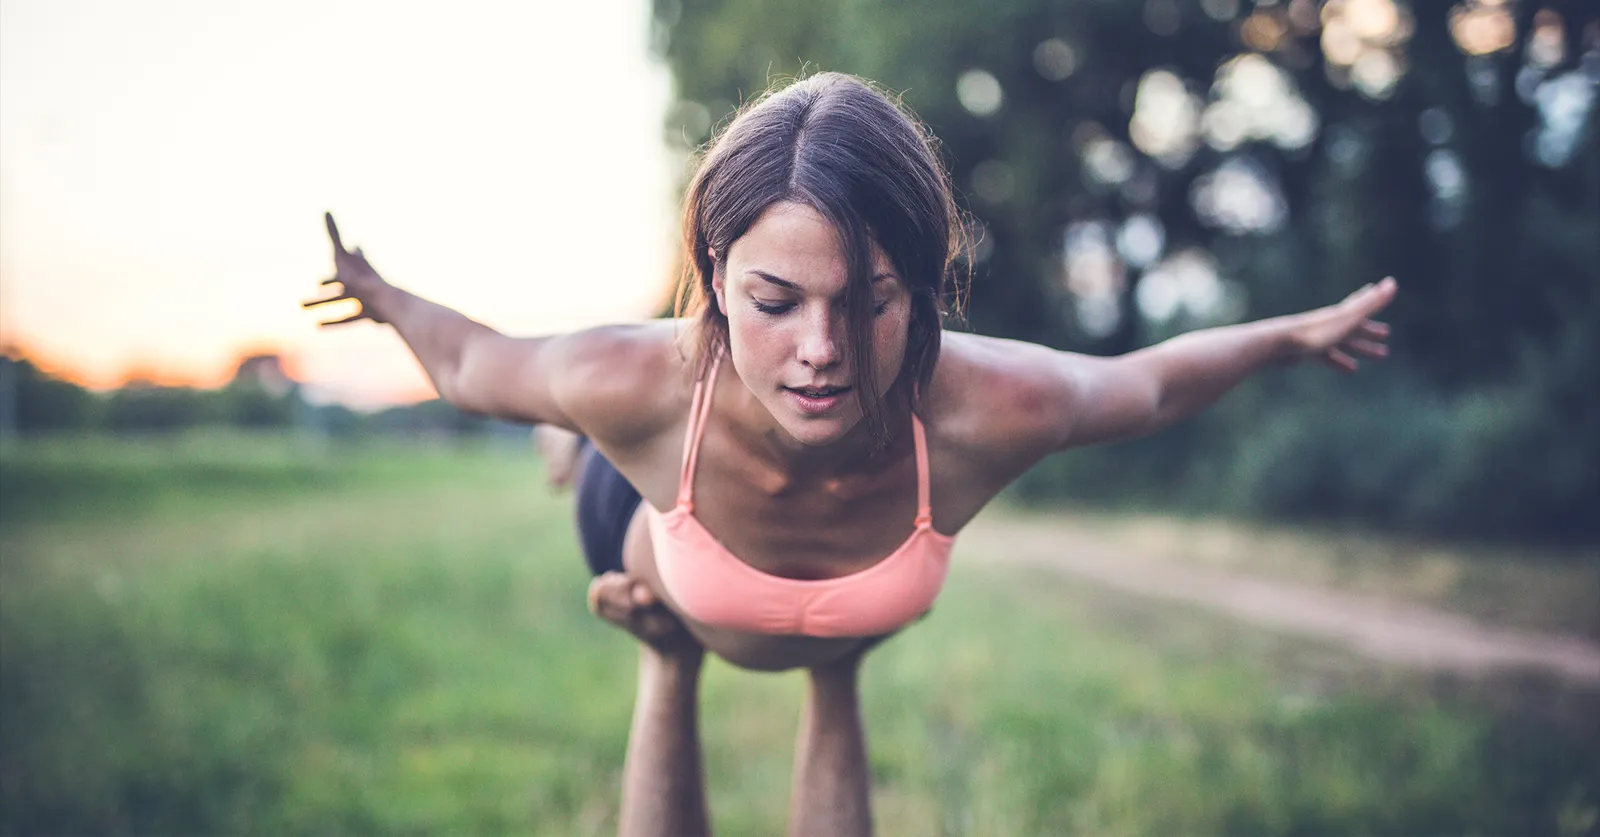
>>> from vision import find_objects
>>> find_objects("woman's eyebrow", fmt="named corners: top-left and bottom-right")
top-left (748, 270), bottom-right (800, 291)
top-left (746, 270), bottom-right (899, 291)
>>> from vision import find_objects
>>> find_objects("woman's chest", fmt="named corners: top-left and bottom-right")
top-left (686, 453), bottom-right (925, 578)
top-left (620, 504), bottom-right (880, 670)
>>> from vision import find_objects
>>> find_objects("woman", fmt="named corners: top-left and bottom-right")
top-left (305, 72), bottom-right (1395, 837)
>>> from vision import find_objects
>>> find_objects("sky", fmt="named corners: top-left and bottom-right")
top-left (0, 0), bottom-right (677, 407)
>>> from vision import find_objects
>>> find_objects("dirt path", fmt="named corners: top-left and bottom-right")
top-left (958, 516), bottom-right (1600, 686)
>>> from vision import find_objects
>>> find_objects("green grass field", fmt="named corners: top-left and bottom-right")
top-left (2, 435), bottom-right (1596, 836)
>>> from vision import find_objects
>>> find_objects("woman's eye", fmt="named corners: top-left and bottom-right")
top-left (873, 300), bottom-right (890, 316)
top-left (752, 300), bottom-right (795, 315)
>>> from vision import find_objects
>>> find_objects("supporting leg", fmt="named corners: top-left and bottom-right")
top-left (590, 573), bottom-right (711, 836)
top-left (787, 649), bottom-right (873, 837)
top-left (618, 645), bottom-right (711, 837)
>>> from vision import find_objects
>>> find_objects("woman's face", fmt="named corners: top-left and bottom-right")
top-left (712, 201), bottom-right (911, 448)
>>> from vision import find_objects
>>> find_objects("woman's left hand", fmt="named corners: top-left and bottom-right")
top-left (1286, 277), bottom-right (1397, 372)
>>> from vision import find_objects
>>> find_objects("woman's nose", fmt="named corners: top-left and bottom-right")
top-left (797, 311), bottom-right (841, 370)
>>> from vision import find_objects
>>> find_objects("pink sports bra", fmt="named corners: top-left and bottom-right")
top-left (647, 355), bottom-right (955, 638)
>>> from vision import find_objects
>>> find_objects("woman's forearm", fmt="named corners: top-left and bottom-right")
top-left (1054, 282), bottom-right (1391, 449)
top-left (309, 216), bottom-right (570, 420)
top-left (1131, 313), bottom-right (1300, 431)
top-left (369, 283), bottom-right (501, 404)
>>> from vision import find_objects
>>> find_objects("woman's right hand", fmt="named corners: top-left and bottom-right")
top-left (303, 212), bottom-right (392, 326)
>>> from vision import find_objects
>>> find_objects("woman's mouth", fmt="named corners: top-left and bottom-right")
top-left (784, 385), bottom-right (852, 416)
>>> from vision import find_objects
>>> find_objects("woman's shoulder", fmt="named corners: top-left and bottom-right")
top-left (920, 331), bottom-right (1077, 461)
top-left (552, 319), bottom-right (699, 449)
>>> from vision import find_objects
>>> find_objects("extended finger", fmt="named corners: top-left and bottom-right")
top-left (1352, 277), bottom-right (1397, 314)
top-left (1358, 320), bottom-right (1390, 339)
top-left (1343, 338), bottom-right (1388, 359)
top-left (319, 311), bottom-right (369, 327)
top-left (1322, 348), bottom-right (1359, 373)
top-left (325, 212), bottom-right (346, 254)
top-left (302, 291), bottom-right (349, 308)
top-left (1339, 282), bottom-right (1373, 307)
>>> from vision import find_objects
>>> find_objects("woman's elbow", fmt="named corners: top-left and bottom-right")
top-left (435, 361), bottom-right (497, 417)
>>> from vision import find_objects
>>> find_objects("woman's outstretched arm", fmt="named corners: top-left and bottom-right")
top-left (302, 213), bottom-right (573, 425)
top-left (1044, 278), bottom-right (1398, 450)
top-left (302, 213), bottom-right (663, 433)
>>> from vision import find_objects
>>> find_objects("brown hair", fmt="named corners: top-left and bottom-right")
top-left (675, 72), bottom-right (967, 446)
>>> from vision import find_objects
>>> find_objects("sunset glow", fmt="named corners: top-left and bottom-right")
top-left (0, 0), bottom-right (676, 407)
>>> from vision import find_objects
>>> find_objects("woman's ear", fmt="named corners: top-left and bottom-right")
top-left (711, 266), bottom-right (727, 315)
top-left (705, 246), bottom-right (729, 313)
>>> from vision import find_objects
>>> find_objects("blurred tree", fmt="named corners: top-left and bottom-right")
top-left (0, 356), bottom-right (99, 432)
top-left (0, 350), bottom-right (509, 442)
top-left (222, 354), bottom-right (297, 428)
top-left (103, 383), bottom-right (225, 432)
top-left (367, 399), bottom-right (494, 437)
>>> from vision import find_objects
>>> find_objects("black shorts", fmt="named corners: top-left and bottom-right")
top-left (573, 438), bottom-right (643, 576)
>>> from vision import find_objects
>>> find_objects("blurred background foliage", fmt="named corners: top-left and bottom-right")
top-left (651, 0), bottom-right (1600, 546)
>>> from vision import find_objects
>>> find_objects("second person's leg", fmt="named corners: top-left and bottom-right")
top-left (591, 575), bottom-right (711, 836)
top-left (577, 442), bottom-right (713, 835)
top-left (787, 647), bottom-right (874, 837)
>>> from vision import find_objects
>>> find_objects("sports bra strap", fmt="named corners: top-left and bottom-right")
top-left (911, 414), bottom-right (933, 528)
top-left (677, 353), bottom-right (722, 509)
top-left (677, 352), bottom-right (931, 528)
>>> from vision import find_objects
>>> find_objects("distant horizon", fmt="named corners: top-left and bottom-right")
top-left (1, 299), bottom-right (684, 410)
top-left (0, 338), bottom-right (427, 409)
top-left (0, 0), bottom-right (678, 410)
